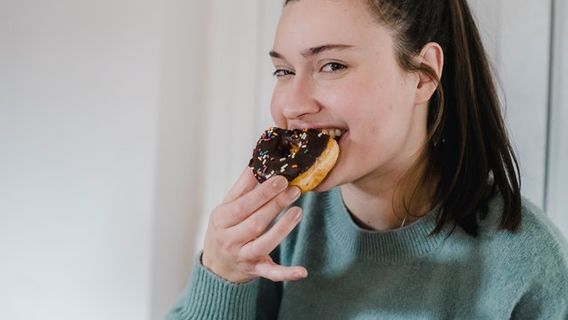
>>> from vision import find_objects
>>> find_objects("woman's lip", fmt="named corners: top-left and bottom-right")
top-left (287, 124), bottom-right (347, 132)
top-left (288, 124), bottom-right (349, 141)
top-left (338, 130), bottom-right (348, 141)
top-left (320, 128), bottom-right (343, 140)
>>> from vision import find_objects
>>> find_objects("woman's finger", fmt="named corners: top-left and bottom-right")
top-left (214, 175), bottom-right (289, 228)
top-left (240, 206), bottom-right (302, 258)
top-left (254, 260), bottom-right (308, 282)
top-left (229, 186), bottom-right (300, 242)
top-left (222, 166), bottom-right (258, 204)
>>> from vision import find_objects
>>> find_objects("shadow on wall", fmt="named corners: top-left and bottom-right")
top-left (150, 0), bottom-right (208, 318)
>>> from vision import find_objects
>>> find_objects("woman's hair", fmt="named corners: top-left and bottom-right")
top-left (283, 0), bottom-right (522, 237)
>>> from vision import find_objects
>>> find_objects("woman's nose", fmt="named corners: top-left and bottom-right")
top-left (278, 77), bottom-right (321, 120)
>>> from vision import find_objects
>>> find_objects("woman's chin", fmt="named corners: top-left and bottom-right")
top-left (312, 183), bottom-right (332, 193)
top-left (312, 173), bottom-right (341, 193)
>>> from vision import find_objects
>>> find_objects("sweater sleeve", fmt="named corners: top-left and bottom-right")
top-left (165, 253), bottom-right (259, 320)
top-left (510, 231), bottom-right (568, 319)
top-left (165, 252), bottom-right (282, 320)
top-left (510, 278), bottom-right (568, 319)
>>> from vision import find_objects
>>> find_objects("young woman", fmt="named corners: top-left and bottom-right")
top-left (169, 0), bottom-right (568, 318)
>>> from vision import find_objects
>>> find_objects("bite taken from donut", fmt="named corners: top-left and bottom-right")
top-left (248, 127), bottom-right (340, 193)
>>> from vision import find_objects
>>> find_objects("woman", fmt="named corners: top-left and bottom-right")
top-left (169, 0), bottom-right (568, 318)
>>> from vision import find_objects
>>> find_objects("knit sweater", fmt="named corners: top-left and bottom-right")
top-left (167, 188), bottom-right (568, 319)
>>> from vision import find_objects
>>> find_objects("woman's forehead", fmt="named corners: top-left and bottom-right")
top-left (274, 0), bottom-right (386, 54)
top-left (279, 0), bottom-right (375, 30)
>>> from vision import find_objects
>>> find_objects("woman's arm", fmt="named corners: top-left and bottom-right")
top-left (166, 251), bottom-right (283, 320)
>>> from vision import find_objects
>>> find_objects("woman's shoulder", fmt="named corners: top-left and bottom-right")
top-left (514, 197), bottom-right (566, 255)
top-left (518, 197), bottom-right (568, 245)
top-left (480, 194), bottom-right (568, 273)
top-left (479, 195), bottom-right (568, 310)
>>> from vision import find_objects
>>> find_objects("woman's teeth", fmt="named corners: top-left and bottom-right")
top-left (320, 129), bottom-right (343, 139)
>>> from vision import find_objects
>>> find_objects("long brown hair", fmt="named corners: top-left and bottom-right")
top-left (284, 0), bottom-right (522, 236)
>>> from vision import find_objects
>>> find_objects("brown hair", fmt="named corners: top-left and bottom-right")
top-left (284, 0), bottom-right (522, 236)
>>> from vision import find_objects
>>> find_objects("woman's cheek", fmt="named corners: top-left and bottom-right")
top-left (270, 93), bottom-right (287, 127)
top-left (320, 86), bottom-right (360, 115)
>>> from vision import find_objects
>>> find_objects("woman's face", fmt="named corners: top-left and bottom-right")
top-left (270, 0), bottom-right (428, 191)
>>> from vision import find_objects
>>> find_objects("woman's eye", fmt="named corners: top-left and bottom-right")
top-left (320, 62), bottom-right (347, 73)
top-left (273, 69), bottom-right (294, 77)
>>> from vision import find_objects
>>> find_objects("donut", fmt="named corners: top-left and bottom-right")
top-left (248, 127), bottom-right (340, 192)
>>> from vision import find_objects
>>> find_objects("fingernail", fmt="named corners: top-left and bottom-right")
top-left (271, 176), bottom-right (288, 190)
top-left (295, 269), bottom-right (307, 278)
top-left (291, 207), bottom-right (302, 221)
top-left (287, 187), bottom-right (301, 201)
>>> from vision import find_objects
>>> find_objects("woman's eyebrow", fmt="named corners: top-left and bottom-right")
top-left (269, 44), bottom-right (354, 59)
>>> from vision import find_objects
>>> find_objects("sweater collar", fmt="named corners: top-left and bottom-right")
top-left (324, 187), bottom-right (451, 264)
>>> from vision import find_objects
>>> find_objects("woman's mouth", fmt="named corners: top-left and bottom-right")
top-left (320, 128), bottom-right (346, 141)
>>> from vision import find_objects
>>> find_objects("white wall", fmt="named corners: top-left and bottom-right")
top-left (0, 0), bottom-right (160, 319)
top-left (494, 0), bottom-right (551, 208)
top-left (547, 0), bottom-right (568, 236)
top-left (150, 1), bottom-right (207, 319)
top-left (469, 0), bottom-right (551, 208)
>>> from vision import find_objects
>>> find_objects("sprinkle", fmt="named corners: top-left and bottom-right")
top-left (280, 157), bottom-right (286, 162)
top-left (292, 164), bottom-right (298, 168)
top-left (280, 163), bottom-right (288, 172)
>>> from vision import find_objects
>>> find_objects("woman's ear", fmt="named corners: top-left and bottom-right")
top-left (415, 42), bottom-right (444, 105)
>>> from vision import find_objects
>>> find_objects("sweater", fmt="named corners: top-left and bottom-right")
top-left (167, 188), bottom-right (568, 319)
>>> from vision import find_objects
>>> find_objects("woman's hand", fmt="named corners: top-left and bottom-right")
top-left (201, 166), bottom-right (307, 283)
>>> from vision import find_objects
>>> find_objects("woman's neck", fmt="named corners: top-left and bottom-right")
top-left (340, 167), bottom-right (434, 231)
top-left (341, 181), bottom-right (403, 231)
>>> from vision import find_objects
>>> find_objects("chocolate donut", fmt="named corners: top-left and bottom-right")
top-left (248, 127), bottom-right (339, 192)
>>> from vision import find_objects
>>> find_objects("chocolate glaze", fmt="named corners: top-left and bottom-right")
top-left (248, 127), bottom-right (330, 183)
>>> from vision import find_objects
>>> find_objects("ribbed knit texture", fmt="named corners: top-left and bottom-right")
top-left (167, 188), bottom-right (568, 319)
top-left (166, 254), bottom-right (259, 320)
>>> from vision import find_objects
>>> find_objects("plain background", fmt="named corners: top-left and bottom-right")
top-left (0, 1), bottom-right (566, 319)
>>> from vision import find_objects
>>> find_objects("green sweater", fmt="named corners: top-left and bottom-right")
top-left (168, 188), bottom-right (568, 319)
